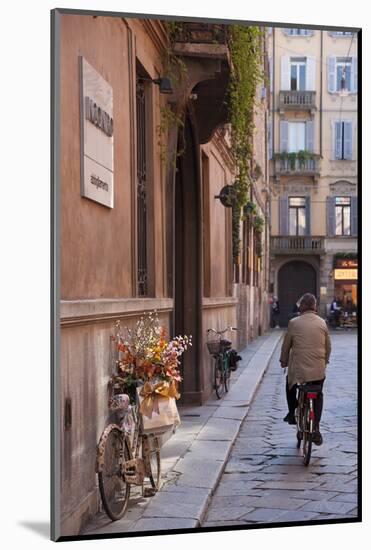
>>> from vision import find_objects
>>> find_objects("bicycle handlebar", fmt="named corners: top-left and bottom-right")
top-left (207, 326), bottom-right (238, 335)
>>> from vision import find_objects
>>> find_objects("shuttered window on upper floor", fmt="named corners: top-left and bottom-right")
top-left (327, 56), bottom-right (357, 93)
top-left (332, 121), bottom-right (354, 160)
top-left (280, 120), bottom-right (315, 153)
top-left (280, 56), bottom-right (316, 91)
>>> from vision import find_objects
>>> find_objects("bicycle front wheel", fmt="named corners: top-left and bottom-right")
top-left (146, 435), bottom-right (161, 491)
top-left (214, 356), bottom-right (223, 399)
top-left (97, 425), bottom-right (131, 521)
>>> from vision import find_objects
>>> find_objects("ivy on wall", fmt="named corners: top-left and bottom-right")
top-left (228, 25), bottom-right (264, 262)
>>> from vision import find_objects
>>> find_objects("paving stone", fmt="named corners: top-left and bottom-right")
top-left (141, 489), bottom-right (208, 520)
top-left (132, 517), bottom-right (197, 532)
top-left (206, 507), bottom-right (255, 522)
top-left (330, 493), bottom-right (358, 504)
top-left (259, 481), bottom-right (320, 491)
top-left (300, 500), bottom-right (356, 515)
top-left (273, 510), bottom-right (320, 523)
top-left (241, 508), bottom-right (286, 522)
top-left (243, 495), bottom-right (309, 510)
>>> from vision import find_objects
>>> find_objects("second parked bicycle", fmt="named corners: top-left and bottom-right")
top-left (206, 327), bottom-right (240, 399)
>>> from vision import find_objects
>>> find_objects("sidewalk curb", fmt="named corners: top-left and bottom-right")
top-left (131, 330), bottom-right (284, 533)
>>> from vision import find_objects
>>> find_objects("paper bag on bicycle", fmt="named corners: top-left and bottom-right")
top-left (137, 381), bottom-right (181, 435)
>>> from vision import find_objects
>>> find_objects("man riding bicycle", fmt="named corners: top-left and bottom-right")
top-left (279, 293), bottom-right (331, 446)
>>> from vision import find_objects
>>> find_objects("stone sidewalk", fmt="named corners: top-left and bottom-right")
top-left (82, 329), bottom-right (283, 536)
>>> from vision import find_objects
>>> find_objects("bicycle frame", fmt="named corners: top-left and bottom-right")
top-left (296, 386), bottom-right (320, 466)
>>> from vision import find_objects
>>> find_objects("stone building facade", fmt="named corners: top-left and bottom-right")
top-left (268, 27), bottom-right (358, 325)
top-left (55, 13), bottom-right (270, 536)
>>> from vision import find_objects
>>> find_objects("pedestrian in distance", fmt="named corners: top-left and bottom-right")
top-left (279, 293), bottom-right (331, 446)
top-left (330, 296), bottom-right (342, 328)
top-left (271, 296), bottom-right (280, 329)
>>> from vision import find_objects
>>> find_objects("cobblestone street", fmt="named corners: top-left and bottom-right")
top-left (202, 331), bottom-right (358, 527)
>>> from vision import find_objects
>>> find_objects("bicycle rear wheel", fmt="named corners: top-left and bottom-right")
top-left (302, 403), bottom-right (312, 466)
top-left (224, 359), bottom-right (231, 393)
top-left (214, 356), bottom-right (223, 399)
top-left (97, 425), bottom-right (131, 521)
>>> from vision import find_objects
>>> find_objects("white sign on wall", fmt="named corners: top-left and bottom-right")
top-left (80, 57), bottom-right (114, 208)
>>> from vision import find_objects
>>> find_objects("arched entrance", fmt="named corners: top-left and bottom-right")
top-left (278, 261), bottom-right (317, 327)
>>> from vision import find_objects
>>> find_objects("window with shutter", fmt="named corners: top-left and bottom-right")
top-left (344, 122), bottom-right (353, 160)
top-left (280, 121), bottom-right (289, 152)
top-left (305, 121), bottom-right (315, 153)
top-left (334, 121), bottom-right (353, 160)
top-left (288, 122), bottom-right (305, 152)
top-left (327, 197), bottom-right (336, 237)
top-left (335, 197), bottom-right (351, 236)
top-left (305, 196), bottom-right (311, 235)
top-left (281, 56), bottom-right (290, 90)
top-left (328, 56), bottom-right (336, 93)
top-left (335, 57), bottom-right (352, 91)
top-left (290, 57), bottom-right (306, 91)
top-left (306, 56), bottom-right (316, 90)
top-left (351, 197), bottom-right (358, 236)
top-left (351, 57), bottom-right (357, 92)
top-left (279, 197), bottom-right (289, 235)
top-left (288, 197), bottom-right (306, 236)
top-left (284, 28), bottom-right (314, 36)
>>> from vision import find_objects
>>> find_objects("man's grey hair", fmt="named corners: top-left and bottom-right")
top-left (299, 293), bottom-right (317, 312)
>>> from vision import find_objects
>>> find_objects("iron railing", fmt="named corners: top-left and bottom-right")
top-left (271, 235), bottom-right (325, 254)
top-left (274, 156), bottom-right (320, 177)
top-left (171, 23), bottom-right (228, 44)
top-left (279, 90), bottom-right (316, 111)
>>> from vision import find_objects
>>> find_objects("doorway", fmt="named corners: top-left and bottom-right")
top-left (174, 112), bottom-right (202, 404)
top-left (278, 260), bottom-right (317, 327)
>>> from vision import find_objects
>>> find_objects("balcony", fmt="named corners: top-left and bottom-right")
top-left (171, 23), bottom-right (229, 61)
top-left (274, 155), bottom-right (321, 182)
top-left (271, 235), bottom-right (325, 255)
top-left (171, 23), bottom-right (228, 44)
top-left (279, 90), bottom-right (316, 114)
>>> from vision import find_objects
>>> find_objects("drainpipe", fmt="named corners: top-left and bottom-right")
top-left (320, 30), bottom-right (323, 157)
top-left (272, 27), bottom-right (276, 160)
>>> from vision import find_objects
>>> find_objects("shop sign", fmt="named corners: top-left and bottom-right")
top-left (334, 268), bottom-right (358, 280)
top-left (336, 259), bottom-right (358, 268)
top-left (80, 57), bottom-right (114, 208)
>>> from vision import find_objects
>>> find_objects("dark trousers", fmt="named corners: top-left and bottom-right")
top-left (286, 376), bottom-right (325, 428)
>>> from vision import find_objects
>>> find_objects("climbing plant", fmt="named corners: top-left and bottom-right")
top-left (227, 25), bottom-right (264, 261)
top-left (156, 22), bottom-right (189, 168)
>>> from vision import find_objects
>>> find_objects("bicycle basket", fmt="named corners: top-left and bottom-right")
top-left (207, 340), bottom-right (221, 355)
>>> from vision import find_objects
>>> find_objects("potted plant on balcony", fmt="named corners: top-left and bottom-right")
top-left (288, 152), bottom-right (297, 171)
top-left (297, 149), bottom-right (312, 169)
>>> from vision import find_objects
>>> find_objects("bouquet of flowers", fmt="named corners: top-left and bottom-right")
top-left (109, 311), bottom-right (192, 422)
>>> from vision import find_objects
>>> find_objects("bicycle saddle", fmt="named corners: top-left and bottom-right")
top-left (220, 339), bottom-right (232, 348)
top-left (297, 384), bottom-right (322, 393)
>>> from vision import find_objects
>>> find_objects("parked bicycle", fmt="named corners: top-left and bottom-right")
top-left (206, 327), bottom-right (240, 399)
top-left (96, 382), bottom-right (161, 521)
top-left (295, 383), bottom-right (322, 466)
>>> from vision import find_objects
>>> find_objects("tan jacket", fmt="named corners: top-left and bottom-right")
top-left (280, 311), bottom-right (331, 389)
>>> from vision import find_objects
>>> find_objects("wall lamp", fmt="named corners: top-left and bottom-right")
top-left (138, 76), bottom-right (173, 94)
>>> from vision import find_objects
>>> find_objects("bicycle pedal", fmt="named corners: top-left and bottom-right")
top-left (143, 487), bottom-right (157, 497)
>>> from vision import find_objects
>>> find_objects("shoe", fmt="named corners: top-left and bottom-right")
top-left (312, 432), bottom-right (323, 446)
top-left (283, 413), bottom-right (296, 424)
